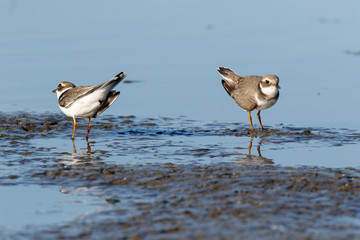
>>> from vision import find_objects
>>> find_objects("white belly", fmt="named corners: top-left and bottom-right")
top-left (59, 93), bottom-right (103, 119)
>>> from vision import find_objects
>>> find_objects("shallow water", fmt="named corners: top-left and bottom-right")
top-left (0, 113), bottom-right (359, 239)
top-left (4, 113), bottom-right (356, 168)
top-left (1, 0), bottom-right (360, 239)
top-left (0, 185), bottom-right (102, 227)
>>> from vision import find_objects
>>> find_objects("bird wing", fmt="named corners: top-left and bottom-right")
top-left (96, 72), bottom-right (126, 91)
top-left (229, 75), bottom-right (262, 111)
top-left (91, 91), bottom-right (120, 119)
top-left (58, 72), bottom-right (126, 108)
top-left (58, 86), bottom-right (95, 108)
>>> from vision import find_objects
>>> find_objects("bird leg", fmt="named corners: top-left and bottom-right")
top-left (87, 141), bottom-right (92, 152)
top-left (257, 111), bottom-right (264, 130)
top-left (248, 136), bottom-right (254, 155)
top-left (72, 117), bottom-right (77, 139)
top-left (248, 112), bottom-right (254, 131)
top-left (86, 119), bottom-right (91, 140)
top-left (72, 139), bottom-right (77, 153)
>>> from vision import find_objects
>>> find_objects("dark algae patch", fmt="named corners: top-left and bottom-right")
top-left (0, 112), bottom-right (360, 239)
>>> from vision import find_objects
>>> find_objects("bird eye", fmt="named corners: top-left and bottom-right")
top-left (265, 80), bottom-right (270, 84)
top-left (58, 83), bottom-right (62, 88)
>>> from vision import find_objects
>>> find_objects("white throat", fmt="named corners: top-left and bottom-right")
top-left (56, 88), bottom-right (71, 100)
top-left (260, 85), bottom-right (278, 98)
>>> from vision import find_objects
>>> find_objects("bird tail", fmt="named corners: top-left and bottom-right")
top-left (217, 67), bottom-right (238, 83)
top-left (92, 91), bottom-right (120, 119)
top-left (101, 72), bottom-right (127, 90)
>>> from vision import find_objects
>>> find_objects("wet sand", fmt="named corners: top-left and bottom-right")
top-left (29, 163), bottom-right (360, 240)
top-left (1, 113), bottom-right (360, 239)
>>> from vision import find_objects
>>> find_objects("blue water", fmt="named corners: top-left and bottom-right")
top-left (0, 185), bottom-right (103, 229)
top-left (1, 0), bottom-right (359, 129)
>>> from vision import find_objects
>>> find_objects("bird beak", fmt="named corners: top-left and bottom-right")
top-left (275, 84), bottom-right (281, 89)
top-left (52, 89), bottom-right (57, 93)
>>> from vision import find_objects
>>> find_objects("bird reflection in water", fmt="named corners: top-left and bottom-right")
top-left (235, 136), bottom-right (274, 165)
top-left (72, 139), bottom-right (92, 154)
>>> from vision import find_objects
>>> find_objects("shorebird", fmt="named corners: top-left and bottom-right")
top-left (52, 72), bottom-right (126, 140)
top-left (217, 67), bottom-right (280, 130)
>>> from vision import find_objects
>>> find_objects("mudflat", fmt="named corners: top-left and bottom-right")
top-left (1, 113), bottom-right (360, 239)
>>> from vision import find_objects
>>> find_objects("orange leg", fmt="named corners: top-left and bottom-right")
top-left (86, 119), bottom-right (91, 140)
top-left (257, 110), bottom-right (264, 130)
top-left (72, 117), bottom-right (77, 139)
top-left (248, 136), bottom-right (254, 155)
top-left (72, 139), bottom-right (77, 153)
top-left (87, 141), bottom-right (92, 152)
top-left (248, 112), bottom-right (254, 131)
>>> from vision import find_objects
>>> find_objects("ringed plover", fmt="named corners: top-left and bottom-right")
top-left (217, 67), bottom-right (280, 130)
top-left (52, 72), bottom-right (126, 140)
